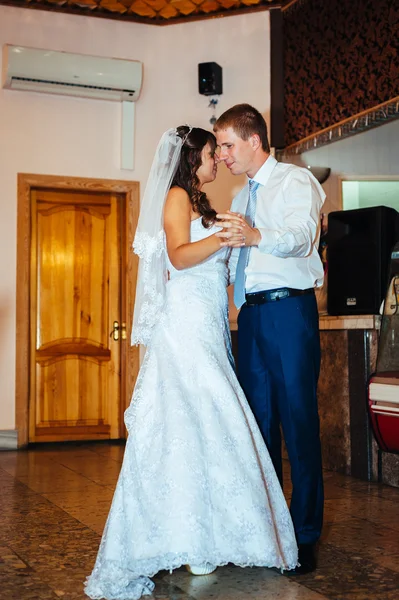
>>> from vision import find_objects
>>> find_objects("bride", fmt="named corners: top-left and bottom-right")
top-left (85, 126), bottom-right (298, 600)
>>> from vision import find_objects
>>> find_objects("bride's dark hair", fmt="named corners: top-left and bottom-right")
top-left (171, 126), bottom-right (217, 228)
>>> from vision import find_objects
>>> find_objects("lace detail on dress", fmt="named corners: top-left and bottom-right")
top-left (85, 549), bottom-right (297, 600)
top-left (131, 230), bottom-right (167, 346)
top-left (86, 220), bottom-right (298, 600)
top-left (133, 230), bottom-right (164, 259)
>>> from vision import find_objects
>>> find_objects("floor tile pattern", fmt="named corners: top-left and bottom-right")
top-left (0, 443), bottom-right (398, 600)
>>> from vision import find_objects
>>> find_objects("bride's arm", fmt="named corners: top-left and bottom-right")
top-left (164, 187), bottom-right (221, 270)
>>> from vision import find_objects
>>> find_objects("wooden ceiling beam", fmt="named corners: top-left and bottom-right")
top-left (0, 0), bottom-right (288, 25)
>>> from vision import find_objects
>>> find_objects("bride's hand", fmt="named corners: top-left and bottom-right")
top-left (216, 211), bottom-right (261, 248)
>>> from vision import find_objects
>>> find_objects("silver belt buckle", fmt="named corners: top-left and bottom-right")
top-left (275, 289), bottom-right (289, 301)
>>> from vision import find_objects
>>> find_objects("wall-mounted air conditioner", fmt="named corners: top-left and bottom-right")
top-left (2, 45), bottom-right (143, 102)
top-left (2, 45), bottom-right (143, 170)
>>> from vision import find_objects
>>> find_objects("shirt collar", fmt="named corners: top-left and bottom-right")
top-left (249, 154), bottom-right (278, 187)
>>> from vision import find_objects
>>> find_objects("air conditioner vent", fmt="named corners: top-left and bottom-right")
top-left (11, 76), bottom-right (135, 94)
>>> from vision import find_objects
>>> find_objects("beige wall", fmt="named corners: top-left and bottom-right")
top-left (0, 6), bottom-right (271, 430)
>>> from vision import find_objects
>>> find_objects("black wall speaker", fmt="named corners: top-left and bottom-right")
top-left (198, 62), bottom-right (223, 96)
top-left (327, 206), bottom-right (399, 315)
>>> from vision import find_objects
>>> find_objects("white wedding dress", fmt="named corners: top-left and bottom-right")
top-left (85, 219), bottom-right (298, 600)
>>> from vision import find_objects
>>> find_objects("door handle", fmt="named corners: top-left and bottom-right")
top-left (110, 321), bottom-right (120, 341)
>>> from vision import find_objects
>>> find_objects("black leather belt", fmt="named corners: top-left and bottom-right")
top-left (245, 287), bottom-right (314, 305)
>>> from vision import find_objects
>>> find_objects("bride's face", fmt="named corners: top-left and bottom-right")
top-left (196, 142), bottom-right (219, 186)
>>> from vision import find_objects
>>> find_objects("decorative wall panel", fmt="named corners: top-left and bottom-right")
top-left (284, 0), bottom-right (399, 146)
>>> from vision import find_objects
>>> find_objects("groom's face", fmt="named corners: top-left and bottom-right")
top-left (216, 127), bottom-right (255, 177)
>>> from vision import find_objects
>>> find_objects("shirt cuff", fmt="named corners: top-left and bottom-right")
top-left (257, 228), bottom-right (277, 254)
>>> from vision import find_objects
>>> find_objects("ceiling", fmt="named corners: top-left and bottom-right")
top-left (0, 0), bottom-right (296, 25)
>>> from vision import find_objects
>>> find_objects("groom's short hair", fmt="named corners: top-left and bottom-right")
top-left (214, 104), bottom-right (270, 153)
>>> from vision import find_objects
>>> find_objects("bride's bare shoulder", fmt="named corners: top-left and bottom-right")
top-left (164, 187), bottom-right (191, 221)
top-left (166, 186), bottom-right (190, 202)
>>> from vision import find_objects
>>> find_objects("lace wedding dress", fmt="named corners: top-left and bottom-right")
top-left (85, 219), bottom-right (298, 600)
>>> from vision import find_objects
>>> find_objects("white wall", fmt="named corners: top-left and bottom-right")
top-left (342, 181), bottom-right (360, 210)
top-left (0, 6), bottom-right (271, 430)
top-left (285, 119), bottom-right (399, 214)
top-left (343, 180), bottom-right (399, 211)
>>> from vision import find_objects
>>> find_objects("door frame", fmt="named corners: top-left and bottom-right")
top-left (16, 173), bottom-right (140, 447)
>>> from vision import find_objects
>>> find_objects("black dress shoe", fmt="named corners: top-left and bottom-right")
top-left (296, 544), bottom-right (317, 574)
top-left (286, 544), bottom-right (317, 575)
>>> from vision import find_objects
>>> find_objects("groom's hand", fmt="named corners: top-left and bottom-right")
top-left (216, 211), bottom-right (261, 248)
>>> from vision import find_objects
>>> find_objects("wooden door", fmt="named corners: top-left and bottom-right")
top-left (29, 189), bottom-right (123, 442)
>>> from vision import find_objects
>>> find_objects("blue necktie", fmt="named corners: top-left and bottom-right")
top-left (234, 179), bottom-right (260, 309)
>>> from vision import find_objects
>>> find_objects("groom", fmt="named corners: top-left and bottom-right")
top-left (214, 104), bottom-right (325, 574)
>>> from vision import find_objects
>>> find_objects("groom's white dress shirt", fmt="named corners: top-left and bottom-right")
top-left (228, 155), bottom-right (326, 293)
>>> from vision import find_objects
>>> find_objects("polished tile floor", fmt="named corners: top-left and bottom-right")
top-left (0, 442), bottom-right (398, 600)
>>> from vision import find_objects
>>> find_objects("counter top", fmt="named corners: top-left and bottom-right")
top-left (318, 314), bottom-right (381, 330)
top-left (229, 314), bottom-right (381, 331)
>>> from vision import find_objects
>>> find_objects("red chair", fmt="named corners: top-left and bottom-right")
top-left (368, 374), bottom-right (399, 453)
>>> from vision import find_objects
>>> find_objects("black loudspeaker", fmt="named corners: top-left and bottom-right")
top-left (198, 62), bottom-right (222, 96)
top-left (327, 206), bottom-right (399, 315)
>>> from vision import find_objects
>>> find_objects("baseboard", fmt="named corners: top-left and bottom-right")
top-left (0, 430), bottom-right (18, 450)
